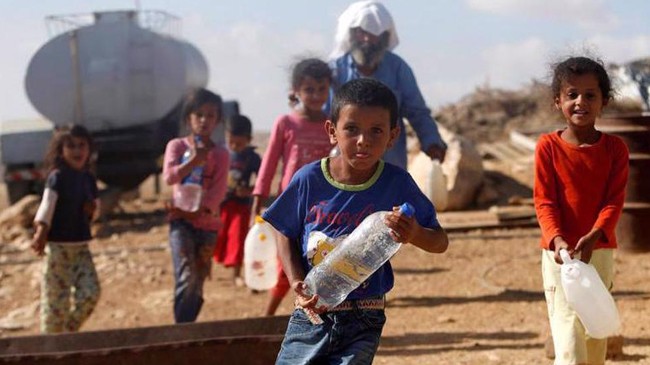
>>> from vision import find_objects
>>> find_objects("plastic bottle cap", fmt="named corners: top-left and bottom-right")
top-left (399, 202), bottom-right (415, 217)
top-left (255, 215), bottom-right (265, 224)
top-left (194, 135), bottom-right (204, 148)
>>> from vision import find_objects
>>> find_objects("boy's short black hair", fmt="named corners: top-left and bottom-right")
top-left (226, 114), bottom-right (253, 137)
top-left (330, 78), bottom-right (398, 128)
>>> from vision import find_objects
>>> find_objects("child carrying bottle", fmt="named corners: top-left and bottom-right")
top-left (534, 56), bottom-right (629, 364)
top-left (214, 114), bottom-right (261, 287)
top-left (251, 57), bottom-right (333, 315)
top-left (263, 78), bottom-right (448, 364)
top-left (31, 124), bottom-right (100, 333)
top-left (163, 88), bottom-right (229, 323)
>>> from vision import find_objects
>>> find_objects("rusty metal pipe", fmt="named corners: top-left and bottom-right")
top-left (0, 316), bottom-right (289, 365)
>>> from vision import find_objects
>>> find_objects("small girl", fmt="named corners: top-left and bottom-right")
top-left (213, 114), bottom-right (261, 286)
top-left (163, 88), bottom-right (230, 323)
top-left (31, 124), bottom-right (100, 333)
top-left (534, 56), bottom-right (629, 364)
top-left (251, 57), bottom-right (333, 315)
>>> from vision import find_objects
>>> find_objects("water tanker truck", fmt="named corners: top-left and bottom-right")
top-left (0, 10), bottom-right (235, 204)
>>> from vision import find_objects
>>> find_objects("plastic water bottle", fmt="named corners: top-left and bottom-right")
top-left (303, 202), bottom-right (415, 310)
top-left (559, 249), bottom-right (621, 339)
top-left (244, 216), bottom-right (278, 291)
top-left (173, 136), bottom-right (204, 212)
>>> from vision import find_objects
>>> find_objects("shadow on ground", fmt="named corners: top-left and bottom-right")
top-left (390, 289), bottom-right (649, 309)
top-left (393, 267), bottom-right (447, 275)
top-left (378, 330), bottom-right (541, 357)
top-left (95, 209), bottom-right (167, 238)
top-left (389, 289), bottom-right (544, 308)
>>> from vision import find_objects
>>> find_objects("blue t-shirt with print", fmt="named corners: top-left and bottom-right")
top-left (262, 158), bottom-right (441, 301)
top-left (224, 146), bottom-right (261, 204)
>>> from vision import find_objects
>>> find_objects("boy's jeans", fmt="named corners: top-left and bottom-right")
top-left (169, 219), bottom-right (217, 323)
top-left (276, 306), bottom-right (386, 365)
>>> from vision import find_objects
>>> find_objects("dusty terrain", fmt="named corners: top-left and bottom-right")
top-left (1, 85), bottom-right (649, 364)
top-left (1, 172), bottom-right (649, 365)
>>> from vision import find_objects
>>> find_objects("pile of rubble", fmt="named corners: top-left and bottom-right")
top-left (434, 82), bottom-right (557, 144)
top-left (435, 80), bottom-right (644, 144)
top-left (0, 195), bottom-right (39, 252)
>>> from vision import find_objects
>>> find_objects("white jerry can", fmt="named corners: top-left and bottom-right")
top-left (409, 152), bottom-right (448, 211)
top-left (559, 249), bottom-right (621, 339)
top-left (244, 216), bottom-right (279, 291)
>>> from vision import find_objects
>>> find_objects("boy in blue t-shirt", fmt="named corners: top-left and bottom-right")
top-left (263, 78), bottom-right (449, 364)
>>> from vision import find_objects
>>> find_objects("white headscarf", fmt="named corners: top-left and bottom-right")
top-left (329, 1), bottom-right (399, 60)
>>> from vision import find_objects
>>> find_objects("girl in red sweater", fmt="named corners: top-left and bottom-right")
top-left (534, 56), bottom-right (629, 365)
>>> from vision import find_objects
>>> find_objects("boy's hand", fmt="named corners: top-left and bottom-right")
top-left (384, 206), bottom-right (418, 243)
top-left (293, 281), bottom-right (327, 314)
top-left (575, 229), bottom-right (602, 264)
top-left (552, 236), bottom-right (571, 264)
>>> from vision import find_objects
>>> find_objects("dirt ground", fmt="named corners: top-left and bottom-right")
top-left (1, 171), bottom-right (649, 365)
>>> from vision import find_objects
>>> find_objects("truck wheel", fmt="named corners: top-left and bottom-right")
top-left (6, 181), bottom-right (34, 205)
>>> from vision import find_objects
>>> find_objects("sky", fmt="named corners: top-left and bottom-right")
top-left (1, 0), bottom-right (649, 132)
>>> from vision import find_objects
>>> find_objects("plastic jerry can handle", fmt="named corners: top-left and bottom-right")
top-left (559, 249), bottom-right (573, 264)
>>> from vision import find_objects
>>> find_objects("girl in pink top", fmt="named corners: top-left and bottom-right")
top-left (162, 88), bottom-right (229, 323)
top-left (251, 58), bottom-right (333, 316)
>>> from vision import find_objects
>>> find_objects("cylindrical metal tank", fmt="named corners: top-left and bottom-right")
top-left (598, 113), bottom-right (650, 252)
top-left (24, 10), bottom-right (208, 131)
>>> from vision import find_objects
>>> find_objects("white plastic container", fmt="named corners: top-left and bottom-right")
top-left (173, 183), bottom-right (202, 212)
top-left (559, 249), bottom-right (621, 339)
top-left (244, 216), bottom-right (278, 291)
top-left (173, 136), bottom-right (204, 212)
top-left (408, 152), bottom-right (448, 211)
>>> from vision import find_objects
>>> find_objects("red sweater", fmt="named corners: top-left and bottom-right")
top-left (534, 130), bottom-right (629, 250)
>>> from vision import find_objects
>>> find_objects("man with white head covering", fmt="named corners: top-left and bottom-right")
top-left (329, 0), bottom-right (447, 168)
